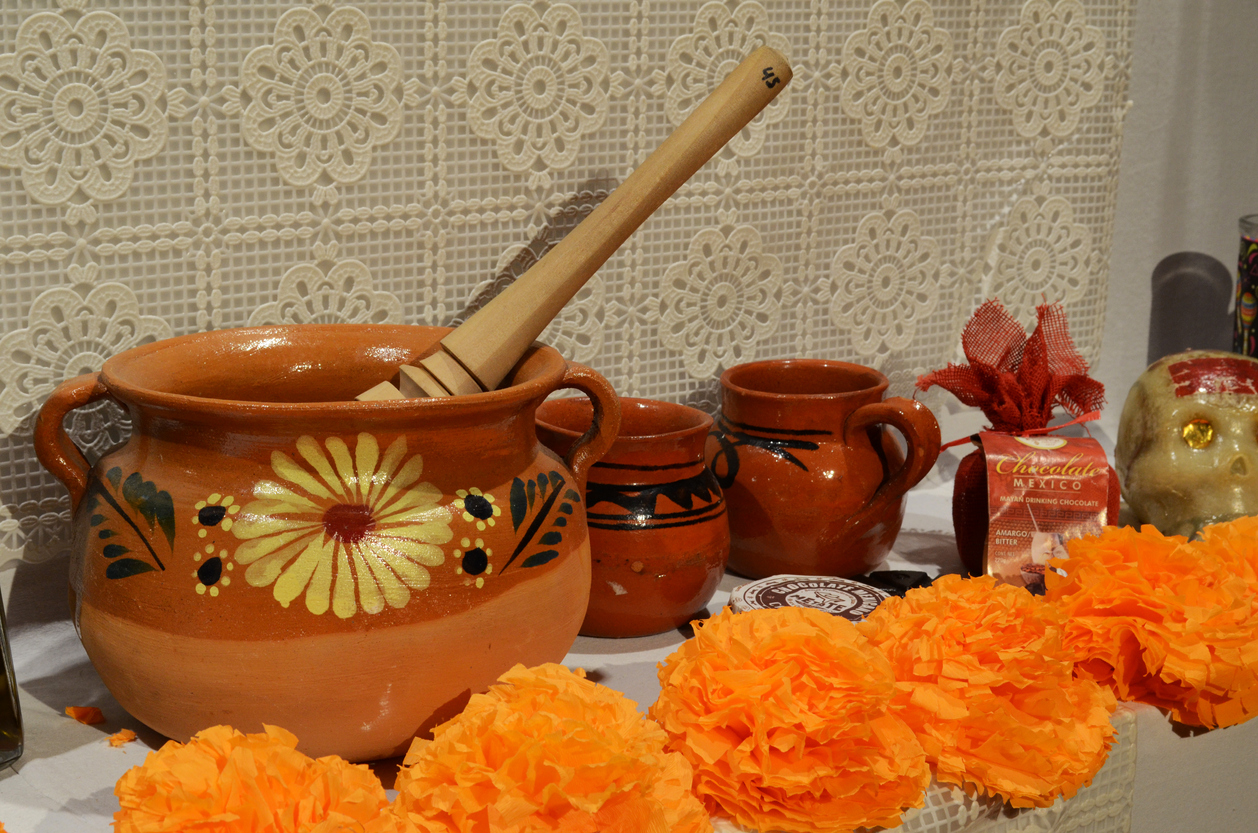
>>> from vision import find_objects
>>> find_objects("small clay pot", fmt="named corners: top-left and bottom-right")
top-left (537, 397), bottom-right (729, 637)
top-left (708, 359), bottom-right (941, 579)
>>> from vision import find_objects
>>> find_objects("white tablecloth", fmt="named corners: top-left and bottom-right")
top-left (0, 469), bottom-right (1255, 833)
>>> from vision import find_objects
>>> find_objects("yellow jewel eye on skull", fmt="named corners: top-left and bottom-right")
top-left (1181, 418), bottom-right (1215, 449)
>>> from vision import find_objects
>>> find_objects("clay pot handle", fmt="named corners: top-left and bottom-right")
top-left (845, 397), bottom-right (941, 514)
top-left (552, 363), bottom-right (622, 491)
top-left (34, 372), bottom-right (114, 512)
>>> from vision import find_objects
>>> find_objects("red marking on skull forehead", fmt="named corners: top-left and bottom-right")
top-left (1169, 357), bottom-right (1258, 397)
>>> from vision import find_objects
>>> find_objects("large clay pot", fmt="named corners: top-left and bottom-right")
top-left (536, 397), bottom-right (729, 638)
top-left (34, 324), bottom-right (620, 761)
top-left (707, 360), bottom-right (940, 579)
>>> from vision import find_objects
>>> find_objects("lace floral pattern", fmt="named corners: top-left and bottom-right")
top-left (831, 209), bottom-right (941, 354)
top-left (839, 0), bottom-right (954, 149)
top-left (0, 0), bottom-right (1134, 567)
top-left (996, 0), bottom-right (1105, 138)
top-left (248, 256), bottom-right (403, 326)
top-left (234, 6), bottom-right (410, 205)
top-left (0, 283), bottom-right (172, 433)
top-left (64, 399), bottom-right (131, 465)
top-left (660, 225), bottom-right (783, 379)
top-left (664, 1), bottom-right (791, 164)
top-left (986, 193), bottom-right (1092, 322)
top-left (0, 11), bottom-right (170, 225)
top-left (464, 3), bottom-right (609, 188)
top-left (0, 498), bottom-right (72, 563)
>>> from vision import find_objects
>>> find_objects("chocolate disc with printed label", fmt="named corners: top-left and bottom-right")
top-left (730, 575), bottom-right (889, 621)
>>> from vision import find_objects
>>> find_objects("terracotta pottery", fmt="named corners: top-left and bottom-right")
top-left (34, 324), bottom-right (621, 761)
top-left (536, 397), bottom-right (728, 638)
top-left (707, 360), bottom-right (941, 579)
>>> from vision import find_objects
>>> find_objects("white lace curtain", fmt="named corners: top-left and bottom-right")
top-left (0, 0), bottom-right (1133, 563)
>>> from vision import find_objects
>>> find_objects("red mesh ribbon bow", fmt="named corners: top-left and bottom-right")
top-left (917, 300), bottom-right (1105, 432)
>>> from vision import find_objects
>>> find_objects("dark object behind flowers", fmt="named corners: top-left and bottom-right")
top-left (918, 301), bottom-right (1120, 576)
top-left (857, 570), bottom-right (934, 597)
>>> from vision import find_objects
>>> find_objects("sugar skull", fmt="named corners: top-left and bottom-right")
top-left (1116, 350), bottom-right (1258, 537)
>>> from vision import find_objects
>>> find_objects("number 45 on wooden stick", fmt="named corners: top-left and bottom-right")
top-left (358, 47), bottom-right (792, 401)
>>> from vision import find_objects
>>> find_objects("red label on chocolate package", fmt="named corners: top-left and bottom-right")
top-left (981, 432), bottom-right (1110, 592)
top-left (1169, 357), bottom-right (1258, 397)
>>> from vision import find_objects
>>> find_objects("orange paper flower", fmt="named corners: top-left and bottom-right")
top-left (114, 724), bottom-right (389, 833)
top-left (650, 606), bottom-right (928, 833)
top-left (109, 729), bottom-right (138, 748)
top-left (65, 706), bottom-right (105, 725)
top-left (858, 575), bottom-right (1116, 809)
top-left (1047, 520), bottom-right (1258, 728)
top-left (391, 663), bottom-right (711, 833)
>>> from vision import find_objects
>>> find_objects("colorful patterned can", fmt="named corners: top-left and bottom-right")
top-left (1234, 214), bottom-right (1258, 356)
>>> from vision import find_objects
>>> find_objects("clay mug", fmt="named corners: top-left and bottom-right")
top-left (707, 360), bottom-right (940, 579)
top-left (34, 324), bottom-right (620, 761)
top-left (536, 397), bottom-right (729, 637)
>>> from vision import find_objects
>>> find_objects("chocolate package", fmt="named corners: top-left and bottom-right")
top-left (920, 301), bottom-right (1121, 585)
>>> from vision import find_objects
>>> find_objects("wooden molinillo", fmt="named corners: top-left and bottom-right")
top-left (358, 46), bottom-right (792, 401)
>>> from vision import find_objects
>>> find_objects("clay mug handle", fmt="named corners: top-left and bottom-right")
top-left (34, 372), bottom-right (114, 512)
top-left (844, 397), bottom-right (941, 518)
top-left (550, 363), bottom-right (621, 491)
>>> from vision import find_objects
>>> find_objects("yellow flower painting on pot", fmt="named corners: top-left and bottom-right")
top-left (231, 433), bottom-right (452, 618)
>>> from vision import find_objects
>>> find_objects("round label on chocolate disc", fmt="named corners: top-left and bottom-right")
top-left (730, 575), bottom-right (889, 621)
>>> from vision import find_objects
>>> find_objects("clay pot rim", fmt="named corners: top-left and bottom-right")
top-left (99, 323), bottom-right (567, 416)
top-left (537, 396), bottom-right (712, 444)
top-left (719, 359), bottom-right (889, 401)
